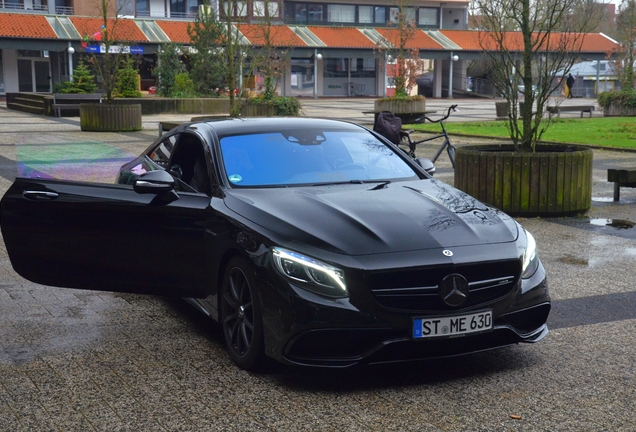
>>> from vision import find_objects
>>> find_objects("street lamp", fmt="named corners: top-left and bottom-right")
top-left (314, 50), bottom-right (322, 99)
top-left (449, 52), bottom-right (459, 99)
top-left (67, 44), bottom-right (75, 77)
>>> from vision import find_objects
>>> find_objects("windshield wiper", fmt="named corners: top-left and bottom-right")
top-left (369, 181), bottom-right (391, 190)
top-left (312, 180), bottom-right (364, 186)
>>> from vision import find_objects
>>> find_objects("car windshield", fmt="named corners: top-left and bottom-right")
top-left (220, 129), bottom-right (418, 187)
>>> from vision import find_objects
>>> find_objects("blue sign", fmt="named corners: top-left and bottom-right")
top-left (85, 45), bottom-right (101, 53)
top-left (130, 46), bottom-right (144, 55)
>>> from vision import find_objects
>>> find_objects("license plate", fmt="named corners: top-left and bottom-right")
top-left (413, 311), bottom-right (492, 339)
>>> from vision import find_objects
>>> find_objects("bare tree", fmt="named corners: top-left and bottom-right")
top-left (244, 0), bottom-right (289, 100)
top-left (614, 0), bottom-right (636, 89)
top-left (78, 0), bottom-right (133, 103)
top-left (473, 0), bottom-right (600, 151)
top-left (379, 0), bottom-right (424, 97)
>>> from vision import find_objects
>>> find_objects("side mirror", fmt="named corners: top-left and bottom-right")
top-left (134, 170), bottom-right (176, 194)
top-left (416, 158), bottom-right (436, 176)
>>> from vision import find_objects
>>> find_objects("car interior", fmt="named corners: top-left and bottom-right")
top-left (168, 135), bottom-right (211, 196)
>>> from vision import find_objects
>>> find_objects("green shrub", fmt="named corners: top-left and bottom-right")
top-left (60, 60), bottom-right (98, 94)
top-left (271, 96), bottom-right (301, 116)
top-left (598, 88), bottom-right (636, 108)
top-left (173, 73), bottom-right (198, 97)
top-left (116, 56), bottom-right (142, 98)
top-left (246, 96), bottom-right (301, 116)
top-left (376, 94), bottom-right (425, 102)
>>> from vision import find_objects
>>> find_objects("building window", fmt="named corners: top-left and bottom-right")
top-left (359, 6), bottom-right (373, 24)
top-left (350, 58), bottom-right (375, 78)
top-left (324, 58), bottom-right (348, 78)
top-left (134, 0), bottom-right (150, 16)
top-left (374, 6), bottom-right (386, 24)
top-left (306, 4), bottom-right (322, 21)
top-left (389, 6), bottom-right (415, 24)
top-left (254, 0), bottom-right (280, 17)
top-left (327, 4), bottom-right (355, 23)
top-left (222, 0), bottom-right (248, 17)
top-left (171, 0), bottom-right (203, 17)
top-left (418, 8), bottom-right (438, 27)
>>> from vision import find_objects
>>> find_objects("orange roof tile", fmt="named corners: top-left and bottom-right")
top-left (240, 24), bottom-right (306, 47)
top-left (0, 13), bottom-right (57, 39)
top-left (155, 20), bottom-right (192, 44)
top-left (71, 17), bottom-right (148, 42)
top-left (375, 29), bottom-right (443, 50)
top-left (306, 26), bottom-right (377, 48)
top-left (441, 30), bottom-right (619, 54)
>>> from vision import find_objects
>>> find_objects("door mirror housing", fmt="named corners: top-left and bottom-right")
top-left (134, 170), bottom-right (176, 194)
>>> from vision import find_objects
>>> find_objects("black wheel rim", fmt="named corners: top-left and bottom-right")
top-left (223, 267), bottom-right (254, 359)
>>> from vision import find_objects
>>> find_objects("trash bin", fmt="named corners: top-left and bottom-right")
top-left (148, 86), bottom-right (157, 95)
top-left (495, 101), bottom-right (509, 119)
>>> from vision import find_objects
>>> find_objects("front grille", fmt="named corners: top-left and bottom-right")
top-left (368, 260), bottom-right (520, 312)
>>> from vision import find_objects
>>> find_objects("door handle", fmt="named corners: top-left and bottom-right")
top-left (23, 190), bottom-right (59, 200)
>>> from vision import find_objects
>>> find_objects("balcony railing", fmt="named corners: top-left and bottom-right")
top-left (55, 5), bottom-right (73, 14)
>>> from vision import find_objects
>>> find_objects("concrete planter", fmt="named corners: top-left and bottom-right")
top-left (454, 144), bottom-right (593, 216)
top-left (80, 103), bottom-right (142, 132)
top-left (602, 102), bottom-right (636, 117)
top-left (241, 103), bottom-right (275, 117)
top-left (374, 98), bottom-right (426, 123)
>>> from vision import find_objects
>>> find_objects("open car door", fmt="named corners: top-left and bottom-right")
top-left (1, 171), bottom-right (210, 298)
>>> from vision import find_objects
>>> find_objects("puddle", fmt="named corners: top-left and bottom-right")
top-left (589, 219), bottom-right (635, 229)
top-left (591, 197), bottom-right (615, 202)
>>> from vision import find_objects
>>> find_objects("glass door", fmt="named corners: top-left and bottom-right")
top-left (34, 60), bottom-right (51, 93)
top-left (17, 59), bottom-right (51, 93)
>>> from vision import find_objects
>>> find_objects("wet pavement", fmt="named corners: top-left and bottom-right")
top-left (0, 99), bottom-right (636, 430)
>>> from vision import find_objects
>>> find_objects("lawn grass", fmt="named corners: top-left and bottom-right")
top-left (406, 117), bottom-right (636, 149)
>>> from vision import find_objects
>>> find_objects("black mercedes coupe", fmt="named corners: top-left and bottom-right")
top-left (0, 117), bottom-right (550, 370)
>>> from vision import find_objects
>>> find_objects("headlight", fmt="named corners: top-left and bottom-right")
top-left (272, 248), bottom-right (348, 298)
top-left (521, 229), bottom-right (540, 279)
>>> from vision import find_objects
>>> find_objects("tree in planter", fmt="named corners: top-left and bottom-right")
top-left (187, 7), bottom-right (225, 96)
top-left (154, 43), bottom-right (187, 97)
top-left (78, 0), bottom-right (134, 103)
top-left (59, 59), bottom-right (98, 94)
top-left (239, 0), bottom-right (300, 116)
top-left (219, 0), bottom-right (250, 116)
top-left (473, 0), bottom-right (600, 151)
top-left (378, 0), bottom-right (425, 99)
top-left (246, 0), bottom-right (288, 100)
top-left (75, 0), bottom-right (142, 131)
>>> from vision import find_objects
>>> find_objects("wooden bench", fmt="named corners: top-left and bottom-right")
top-left (363, 110), bottom-right (437, 123)
top-left (547, 105), bottom-right (594, 118)
top-left (608, 169), bottom-right (636, 201)
top-left (53, 93), bottom-right (103, 117)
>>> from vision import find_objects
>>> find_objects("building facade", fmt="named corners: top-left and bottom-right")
top-left (0, 0), bottom-right (619, 99)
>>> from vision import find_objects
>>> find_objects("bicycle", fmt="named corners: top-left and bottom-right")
top-left (399, 104), bottom-right (458, 168)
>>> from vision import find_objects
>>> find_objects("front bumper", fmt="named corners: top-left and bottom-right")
top-left (259, 259), bottom-right (551, 368)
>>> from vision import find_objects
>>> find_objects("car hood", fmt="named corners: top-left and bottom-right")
top-left (223, 179), bottom-right (519, 255)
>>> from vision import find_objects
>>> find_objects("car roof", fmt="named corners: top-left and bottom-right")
top-left (192, 117), bottom-right (366, 138)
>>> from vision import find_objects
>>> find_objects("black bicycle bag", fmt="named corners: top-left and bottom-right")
top-left (373, 111), bottom-right (402, 144)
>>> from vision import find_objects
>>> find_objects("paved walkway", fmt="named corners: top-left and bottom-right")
top-left (0, 100), bottom-right (636, 430)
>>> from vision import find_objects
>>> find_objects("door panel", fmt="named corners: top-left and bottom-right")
top-left (1, 178), bottom-right (210, 297)
top-left (17, 59), bottom-right (33, 92)
top-left (34, 60), bottom-right (51, 93)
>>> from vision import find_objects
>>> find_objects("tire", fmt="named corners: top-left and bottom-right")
top-left (220, 256), bottom-right (265, 370)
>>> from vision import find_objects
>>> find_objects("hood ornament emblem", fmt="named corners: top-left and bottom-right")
top-left (443, 250), bottom-right (453, 257)
top-left (439, 274), bottom-right (469, 307)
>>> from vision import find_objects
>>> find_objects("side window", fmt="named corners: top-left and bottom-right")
top-left (148, 134), bottom-right (179, 168)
